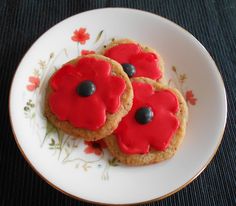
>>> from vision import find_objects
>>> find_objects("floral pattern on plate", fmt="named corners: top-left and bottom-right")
top-left (23, 27), bottom-right (197, 181)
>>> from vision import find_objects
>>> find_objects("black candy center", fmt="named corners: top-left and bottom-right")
top-left (135, 107), bottom-right (154, 124)
top-left (121, 63), bottom-right (136, 77)
top-left (77, 80), bottom-right (96, 97)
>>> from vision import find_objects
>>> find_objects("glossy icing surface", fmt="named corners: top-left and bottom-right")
top-left (49, 57), bottom-right (126, 130)
top-left (115, 81), bottom-right (180, 154)
top-left (104, 43), bottom-right (162, 80)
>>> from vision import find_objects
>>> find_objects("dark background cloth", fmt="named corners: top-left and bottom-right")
top-left (0, 0), bottom-right (235, 205)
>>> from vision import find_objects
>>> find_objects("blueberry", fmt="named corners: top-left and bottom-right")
top-left (77, 80), bottom-right (96, 97)
top-left (121, 63), bottom-right (136, 77)
top-left (135, 107), bottom-right (154, 124)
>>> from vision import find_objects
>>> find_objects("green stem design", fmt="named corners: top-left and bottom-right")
top-left (63, 151), bottom-right (104, 164)
top-left (27, 48), bottom-right (119, 178)
top-left (63, 48), bottom-right (68, 58)
top-left (57, 129), bottom-right (64, 160)
top-left (62, 148), bottom-right (73, 162)
top-left (40, 120), bottom-right (55, 147)
top-left (171, 67), bottom-right (186, 97)
top-left (38, 50), bottom-right (66, 95)
top-left (41, 133), bottom-right (49, 148)
top-left (101, 161), bottom-right (110, 180)
top-left (62, 135), bottom-right (70, 147)
top-left (61, 138), bottom-right (80, 162)
top-left (174, 70), bottom-right (183, 94)
top-left (94, 30), bottom-right (104, 43)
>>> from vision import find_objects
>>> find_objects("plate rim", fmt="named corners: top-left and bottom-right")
top-left (8, 7), bottom-right (227, 205)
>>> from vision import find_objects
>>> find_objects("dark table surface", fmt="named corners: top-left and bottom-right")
top-left (1, 0), bottom-right (235, 206)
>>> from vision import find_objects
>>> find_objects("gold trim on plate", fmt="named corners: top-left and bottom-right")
top-left (8, 8), bottom-right (227, 205)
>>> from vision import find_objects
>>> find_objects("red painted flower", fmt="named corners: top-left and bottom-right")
top-left (115, 81), bottom-right (180, 154)
top-left (27, 76), bottom-right (40, 91)
top-left (104, 43), bottom-right (162, 80)
top-left (71, 28), bottom-right (90, 44)
top-left (84, 140), bottom-right (107, 156)
top-left (186, 90), bottom-right (197, 105)
top-left (49, 57), bottom-right (126, 130)
top-left (81, 49), bottom-right (95, 55)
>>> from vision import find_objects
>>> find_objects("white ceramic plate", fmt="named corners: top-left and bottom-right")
top-left (9, 8), bottom-right (227, 205)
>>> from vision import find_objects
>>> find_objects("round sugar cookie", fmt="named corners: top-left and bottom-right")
top-left (45, 54), bottom-right (133, 141)
top-left (105, 77), bottom-right (188, 166)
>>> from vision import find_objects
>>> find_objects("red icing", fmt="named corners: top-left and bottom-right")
top-left (104, 43), bottom-right (162, 80)
top-left (114, 81), bottom-right (180, 154)
top-left (81, 49), bottom-right (95, 55)
top-left (49, 57), bottom-right (126, 130)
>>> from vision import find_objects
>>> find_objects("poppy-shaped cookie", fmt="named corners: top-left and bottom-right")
top-left (105, 77), bottom-right (188, 166)
top-left (45, 54), bottom-right (133, 141)
top-left (101, 39), bottom-right (165, 82)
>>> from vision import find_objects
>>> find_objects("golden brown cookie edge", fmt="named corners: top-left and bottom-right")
top-left (44, 54), bottom-right (134, 141)
top-left (105, 77), bottom-right (188, 166)
top-left (100, 38), bottom-right (165, 83)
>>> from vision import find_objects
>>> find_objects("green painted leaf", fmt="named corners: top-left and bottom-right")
top-left (49, 52), bottom-right (54, 59)
top-left (56, 129), bottom-right (64, 160)
top-left (46, 120), bottom-right (56, 135)
top-left (49, 138), bottom-right (55, 146)
top-left (108, 157), bottom-right (119, 166)
top-left (95, 30), bottom-right (104, 43)
top-left (24, 106), bottom-right (29, 111)
top-left (56, 129), bottom-right (64, 147)
top-left (41, 120), bottom-right (56, 147)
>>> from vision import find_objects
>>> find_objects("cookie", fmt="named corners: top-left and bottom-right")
top-left (105, 77), bottom-right (188, 166)
top-left (100, 39), bottom-right (165, 82)
top-left (45, 54), bottom-right (133, 141)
